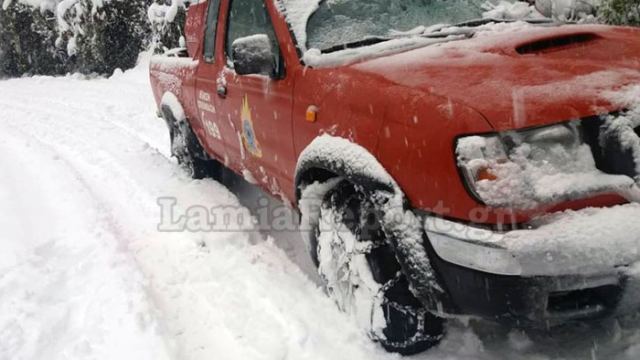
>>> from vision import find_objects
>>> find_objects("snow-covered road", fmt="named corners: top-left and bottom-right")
top-left (1, 57), bottom-right (639, 360)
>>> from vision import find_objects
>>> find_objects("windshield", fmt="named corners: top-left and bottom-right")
top-left (305, 0), bottom-right (515, 51)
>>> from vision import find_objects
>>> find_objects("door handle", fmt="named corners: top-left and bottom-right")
top-left (217, 85), bottom-right (227, 98)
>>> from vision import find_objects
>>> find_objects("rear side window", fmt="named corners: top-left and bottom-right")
top-left (203, 0), bottom-right (221, 63)
top-left (225, 0), bottom-right (281, 71)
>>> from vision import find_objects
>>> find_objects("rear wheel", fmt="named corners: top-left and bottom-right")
top-left (164, 110), bottom-right (221, 179)
top-left (312, 180), bottom-right (444, 355)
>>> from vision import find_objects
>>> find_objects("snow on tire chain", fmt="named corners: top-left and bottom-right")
top-left (1, 57), bottom-right (639, 360)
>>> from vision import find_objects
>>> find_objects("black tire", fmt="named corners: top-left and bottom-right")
top-left (164, 109), bottom-right (221, 179)
top-left (312, 180), bottom-right (444, 355)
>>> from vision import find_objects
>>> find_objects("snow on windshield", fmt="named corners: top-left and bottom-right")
top-left (277, 0), bottom-right (542, 66)
top-left (305, 0), bottom-right (488, 51)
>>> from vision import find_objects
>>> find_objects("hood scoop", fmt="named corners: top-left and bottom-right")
top-left (516, 33), bottom-right (599, 55)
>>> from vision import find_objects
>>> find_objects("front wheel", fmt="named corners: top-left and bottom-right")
top-left (311, 180), bottom-right (445, 355)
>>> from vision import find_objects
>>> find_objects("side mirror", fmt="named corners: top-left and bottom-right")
top-left (231, 34), bottom-right (276, 77)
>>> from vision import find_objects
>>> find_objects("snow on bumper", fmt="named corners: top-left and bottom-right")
top-left (424, 204), bottom-right (640, 321)
top-left (424, 203), bottom-right (640, 277)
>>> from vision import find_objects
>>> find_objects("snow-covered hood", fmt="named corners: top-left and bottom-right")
top-left (353, 24), bottom-right (640, 131)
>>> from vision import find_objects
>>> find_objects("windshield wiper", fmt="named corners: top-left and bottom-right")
top-left (420, 28), bottom-right (476, 39)
top-left (451, 17), bottom-right (555, 28)
top-left (321, 28), bottom-right (474, 53)
top-left (321, 36), bottom-right (392, 54)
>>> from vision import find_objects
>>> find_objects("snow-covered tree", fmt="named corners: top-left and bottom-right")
top-left (599, 0), bottom-right (640, 25)
top-left (0, 0), bottom-right (154, 76)
top-left (66, 0), bottom-right (153, 74)
top-left (0, 2), bottom-right (68, 76)
top-left (148, 0), bottom-right (186, 53)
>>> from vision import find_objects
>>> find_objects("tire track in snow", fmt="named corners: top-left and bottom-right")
top-left (0, 69), bottom-right (388, 360)
top-left (0, 124), bottom-right (172, 360)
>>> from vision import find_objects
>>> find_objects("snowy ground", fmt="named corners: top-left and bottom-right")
top-left (1, 56), bottom-right (639, 360)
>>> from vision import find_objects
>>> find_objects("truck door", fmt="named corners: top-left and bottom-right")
top-left (194, 0), bottom-right (230, 163)
top-left (215, 0), bottom-right (296, 195)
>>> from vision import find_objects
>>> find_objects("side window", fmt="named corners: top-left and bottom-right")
top-left (225, 0), bottom-right (281, 74)
top-left (203, 0), bottom-right (221, 63)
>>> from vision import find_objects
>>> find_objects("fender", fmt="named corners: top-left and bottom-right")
top-left (160, 92), bottom-right (211, 163)
top-left (159, 92), bottom-right (186, 142)
top-left (160, 92), bottom-right (186, 123)
top-left (295, 134), bottom-right (396, 200)
top-left (295, 134), bottom-right (399, 266)
top-left (295, 135), bottom-right (451, 312)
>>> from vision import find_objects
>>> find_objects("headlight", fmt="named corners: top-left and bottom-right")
top-left (456, 122), bottom-right (633, 209)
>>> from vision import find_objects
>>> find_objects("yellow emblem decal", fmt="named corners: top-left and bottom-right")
top-left (241, 95), bottom-right (262, 158)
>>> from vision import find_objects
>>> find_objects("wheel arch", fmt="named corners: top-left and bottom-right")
top-left (160, 92), bottom-right (187, 124)
top-left (294, 134), bottom-right (398, 201)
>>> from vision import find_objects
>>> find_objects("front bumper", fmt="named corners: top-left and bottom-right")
top-left (429, 249), bottom-right (640, 326)
top-left (420, 204), bottom-right (640, 326)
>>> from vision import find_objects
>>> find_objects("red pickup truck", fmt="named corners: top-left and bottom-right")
top-left (150, 0), bottom-right (640, 354)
